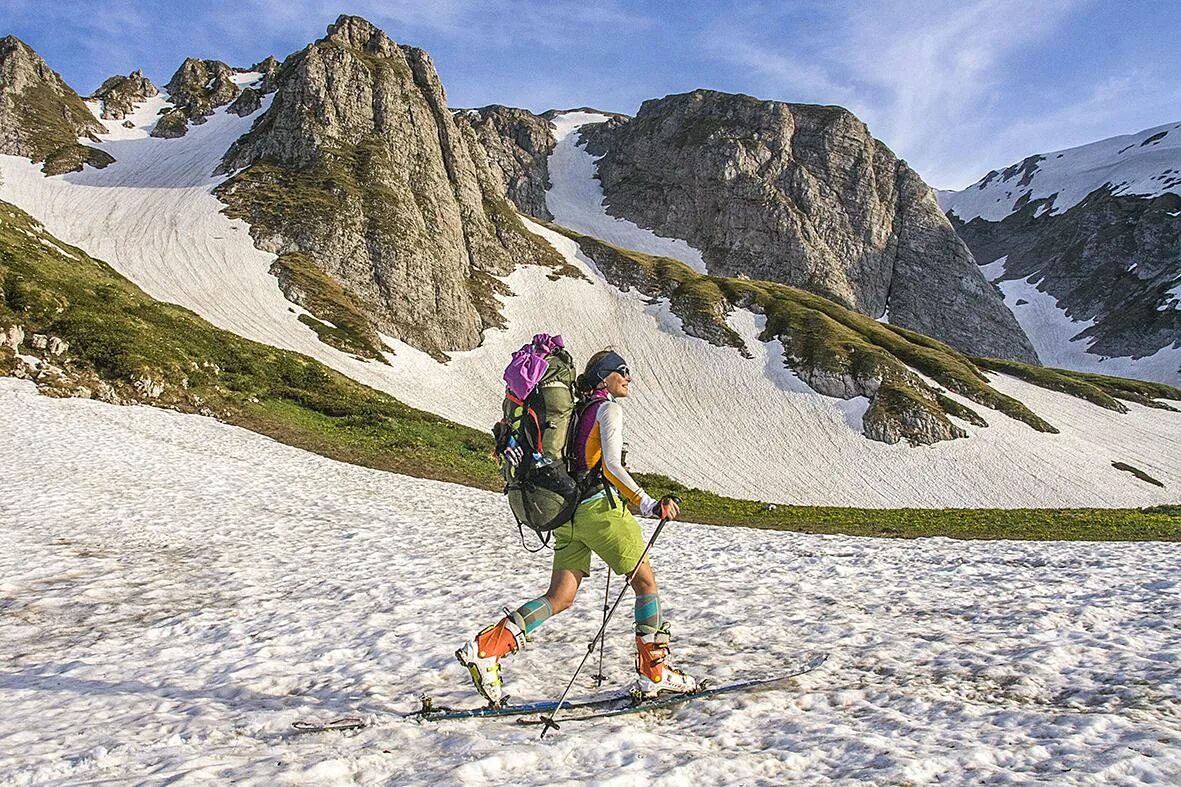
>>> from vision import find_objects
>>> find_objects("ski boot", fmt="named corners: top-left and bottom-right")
top-left (455, 611), bottom-right (526, 705)
top-left (631, 621), bottom-right (698, 699)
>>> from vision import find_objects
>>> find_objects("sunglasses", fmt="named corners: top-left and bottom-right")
top-left (613, 365), bottom-right (631, 378)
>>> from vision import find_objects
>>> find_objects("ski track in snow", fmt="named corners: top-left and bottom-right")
top-left (1, 104), bottom-right (1180, 507)
top-left (0, 378), bottom-right (1179, 785)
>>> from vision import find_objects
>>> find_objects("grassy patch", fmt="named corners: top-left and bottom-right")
top-left (11, 78), bottom-right (104, 164)
top-left (272, 252), bottom-right (385, 360)
top-left (41, 144), bottom-right (115, 176)
top-left (552, 222), bottom-right (1054, 441)
top-left (636, 473), bottom-right (1181, 541)
top-left (974, 356), bottom-right (1181, 410)
top-left (1112, 461), bottom-right (1165, 488)
top-left (545, 224), bottom-right (744, 350)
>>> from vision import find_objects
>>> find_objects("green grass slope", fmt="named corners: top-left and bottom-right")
top-left (549, 224), bottom-right (1181, 445)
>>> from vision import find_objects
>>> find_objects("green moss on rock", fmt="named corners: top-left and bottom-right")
top-left (271, 252), bottom-right (386, 360)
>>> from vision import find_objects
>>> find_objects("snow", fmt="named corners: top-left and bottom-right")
top-left (978, 255), bottom-right (1008, 283)
top-left (992, 271), bottom-right (1181, 381)
top-left (1, 377), bottom-right (1179, 785)
top-left (546, 112), bottom-right (709, 274)
top-left (2, 98), bottom-right (1180, 507)
top-left (943, 121), bottom-right (1181, 222)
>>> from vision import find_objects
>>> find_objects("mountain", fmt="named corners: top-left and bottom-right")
top-left (456, 105), bottom-right (557, 220)
top-left (0, 35), bottom-right (112, 174)
top-left (941, 122), bottom-right (1181, 384)
top-left (215, 16), bottom-right (565, 360)
top-left (1, 17), bottom-right (1179, 506)
top-left (572, 91), bottom-right (1038, 364)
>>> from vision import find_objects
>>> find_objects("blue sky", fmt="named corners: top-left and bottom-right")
top-left (5, 0), bottom-right (1179, 188)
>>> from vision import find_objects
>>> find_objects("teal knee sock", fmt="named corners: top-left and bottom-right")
top-left (634, 593), bottom-right (662, 631)
top-left (513, 597), bottom-right (554, 634)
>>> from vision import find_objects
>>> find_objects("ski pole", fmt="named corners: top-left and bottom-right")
top-left (539, 512), bottom-right (673, 738)
top-left (592, 572), bottom-right (610, 687)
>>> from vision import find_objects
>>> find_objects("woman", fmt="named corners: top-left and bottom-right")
top-left (457, 349), bottom-right (697, 703)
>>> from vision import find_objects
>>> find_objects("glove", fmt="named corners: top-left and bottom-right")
top-left (502, 445), bottom-right (524, 467)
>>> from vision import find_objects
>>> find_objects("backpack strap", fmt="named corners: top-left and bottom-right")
top-left (569, 397), bottom-right (617, 507)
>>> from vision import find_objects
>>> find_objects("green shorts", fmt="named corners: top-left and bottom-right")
top-left (552, 494), bottom-right (648, 576)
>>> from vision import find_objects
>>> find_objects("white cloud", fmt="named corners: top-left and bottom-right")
top-left (702, 0), bottom-right (1104, 188)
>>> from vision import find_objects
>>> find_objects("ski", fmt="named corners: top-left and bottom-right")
top-left (291, 716), bottom-right (368, 733)
top-left (520, 652), bottom-right (827, 727)
top-left (405, 690), bottom-right (634, 722)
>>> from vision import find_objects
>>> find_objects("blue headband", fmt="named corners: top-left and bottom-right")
top-left (587, 351), bottom-right (628, 386)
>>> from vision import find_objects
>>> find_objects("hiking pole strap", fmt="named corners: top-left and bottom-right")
top-left (539, 516), bottom-right (671, 738)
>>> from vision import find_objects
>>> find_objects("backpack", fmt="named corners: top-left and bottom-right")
top-left (492, 335), bottom-right (604, 549)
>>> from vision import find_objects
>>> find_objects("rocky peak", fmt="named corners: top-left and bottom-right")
top-left (90, 69), bottom-right (159, 120)
top-left (455, 105), bottom-right (557, 219)
top-left (580, 89), bottom-right (1038, 363)
top-left (150, 58), bottom-right (240, 138)
top-left (0, 35), bottom-right (112, 173)
top-left (322, 14), bottom-right (398, 54)
top-left (214, 16), bottom-right (562, 359)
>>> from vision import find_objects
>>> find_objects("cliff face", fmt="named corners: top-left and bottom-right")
top-left (952, 190), bottom-right (1181, 360)
top-left (455, 105), bottom-right (556, 219)
top-left (0, 35), bottom-right (112, 174)
top-left (215, 16), bottom-right (561, 359)
top-left (580, 90), bottom-right (1038, 363)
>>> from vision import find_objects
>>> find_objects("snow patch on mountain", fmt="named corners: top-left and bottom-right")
top-left (944, 121), bottom-right (1181, 222)
top-left (1, 377), bottom-right (1179, 784)
top-left (546, 112), bottom-right (709, 273)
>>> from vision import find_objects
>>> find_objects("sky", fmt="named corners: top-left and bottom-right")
top-left (4, 0), bottom-right (1180, 189)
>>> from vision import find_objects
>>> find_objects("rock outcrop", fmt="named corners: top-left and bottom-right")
top-left (0, 35), bottom-right (111, 172)
top-left (151, 58), bottom-right (240, 138)
top-left (90, 69), bottom-right (158, 119)
top-left (455, 105), bottom-right (556, 219)
top-left (250, 56), bottom-right (281, 92)
top-left (580, 90), bottom-right (1038, 363)
top-left (227, 57), bottom-right (282, 117)
top-left (215, 15), bottom-right (562, 359)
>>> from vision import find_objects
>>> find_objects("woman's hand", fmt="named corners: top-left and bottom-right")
top-left (659, 495), bottom-right (681, 520)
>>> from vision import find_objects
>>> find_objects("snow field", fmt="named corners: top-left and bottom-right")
top-left (0, 378), bottom-right (1179, 784)
top-left (942, 120), bottom-right (1181, 222)
top-left (978, 258), bottom-right (1181, 381)
top-left (1, 99), bottom-right (1179, 506)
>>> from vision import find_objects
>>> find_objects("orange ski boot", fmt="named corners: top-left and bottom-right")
top-left (456, 612), bottom-right (526, 704)
top-left (632, 622), bottom-right (698, 699)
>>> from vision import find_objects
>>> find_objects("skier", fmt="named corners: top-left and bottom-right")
top-left (457, 349), bottom-right (697, 703)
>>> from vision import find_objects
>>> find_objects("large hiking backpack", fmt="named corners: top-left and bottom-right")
top-left (492, 335), bottom-right (593, 548)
